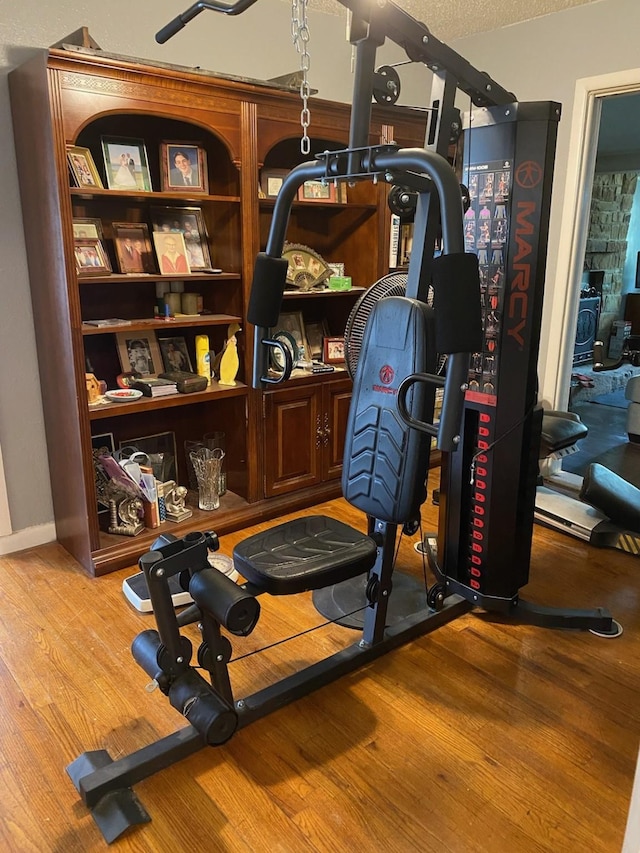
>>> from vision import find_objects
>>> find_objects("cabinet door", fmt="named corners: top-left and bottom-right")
top-left (321, 378), bottom-right (352, 481)
top-left (264, 383), bottom-right (322, 496)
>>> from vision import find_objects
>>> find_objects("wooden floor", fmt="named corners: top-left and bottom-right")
top-left (1, 468), bottom-right (639, 852)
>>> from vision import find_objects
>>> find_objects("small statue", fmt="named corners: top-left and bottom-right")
top-left (219, 323), bottom-right (241, 386)
top-left (108, 495), bottom-right (144, 536)
top-left (164, 481), bottom-right (193, 522)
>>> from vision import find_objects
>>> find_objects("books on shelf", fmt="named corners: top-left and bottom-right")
top-left (84, 318), bottom-right (131, 327)
top-left (130, 377), bottom-right (177, 397)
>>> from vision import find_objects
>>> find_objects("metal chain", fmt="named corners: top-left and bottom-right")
top-left (292, 0), bottom-right (311, 155)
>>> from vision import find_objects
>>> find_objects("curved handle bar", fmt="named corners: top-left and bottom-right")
top-left (259, 338), bottom-right (293, 385)
top-left (156, 0), bottom-right (259, 43)
top-left (396, 373), bottom-right (444, 437)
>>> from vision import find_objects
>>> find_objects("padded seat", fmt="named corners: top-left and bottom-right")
top-left (233, 515), bottom-right (377, 596)
top-left (580, 463), bottom-right (640, 534)
top-left (540, 411), bottom-right (588, 457)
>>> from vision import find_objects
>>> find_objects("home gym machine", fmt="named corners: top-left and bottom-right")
top-left (67, 0), bottom-right (618, 842)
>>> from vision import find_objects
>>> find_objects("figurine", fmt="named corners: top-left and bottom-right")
top-left (164, 482), bottom-right (193, 522)
top-left (219, 323), bottom-right (241, 386)
top-left (108, 496), bottom-right (144, 536)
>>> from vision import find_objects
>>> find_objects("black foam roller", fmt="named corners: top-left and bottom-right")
top-left (247, 253), bottom-right (289, 328)
top-left (431, 252), bottom-right (482, 354)
top-left (189, 568), bottom-right (260, 636)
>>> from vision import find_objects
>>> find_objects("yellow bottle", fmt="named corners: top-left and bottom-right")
top-left (195, 334), bottom-right (211, 384)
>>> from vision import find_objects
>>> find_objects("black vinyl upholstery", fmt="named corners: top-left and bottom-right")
top-left (234, 296), bottom-right (436, 595)
top-left (540, 411), bottom-right (588, 457)
top-left (580, 463), bottom-right (640, 534)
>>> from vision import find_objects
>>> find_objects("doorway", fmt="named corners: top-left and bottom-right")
top-left (547, 71), bottom-right (640, 481)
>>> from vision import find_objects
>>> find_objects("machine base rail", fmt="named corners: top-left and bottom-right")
top-left (67, 594), bottom-right (470, 843)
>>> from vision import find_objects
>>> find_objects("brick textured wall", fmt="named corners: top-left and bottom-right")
top-left (584, 171), bottom-right (638, 341)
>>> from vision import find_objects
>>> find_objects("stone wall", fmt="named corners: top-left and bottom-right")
top-left (583, 171), bottom-right (638, 341)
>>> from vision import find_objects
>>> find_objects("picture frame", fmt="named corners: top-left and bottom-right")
top-left (116, 332), bottom-right (163, 377)
top-left (73, 218), bottom-right (103, 240)
top-left (160, 142), bottom-right (208, 194)
top-left (74, 238), bottom-right (112, 276)
top-left (150, 206), bottom-right (213, 271)
top-left (118, 431), bottom-right (178, 484)
top-left (298, 180), bottom-right (337, 203)
top-left (323, 336), bottom-right (346, 364)
top-left (304, 319), bottom-right (329, 360)
top-left (152, 231), bottom-right (192, 276)
top-left (157, 336), bottom-right (193, 373)
top-left (91, 432), bottom-right (116, 512)
top-left (260, 168), bottom-right (289, 199)
top-left (274, 311), bottom-right (311, 363)
top-left (101, 136), bottom-right (152, 191)
top-left (327, 262), bottom-right (345, 278)
top-left (112, 222), bottom-right (156, 274)
top-left (66, 145), bottom-right (103, 189)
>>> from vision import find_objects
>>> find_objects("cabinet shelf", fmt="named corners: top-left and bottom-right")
top-left (282, 288), bottom-right (365, 299)
top-left (88, 380), bottom-right (248, 420)
top-left (78, 272), bottom-right (240, 286)
top-left (82, 313), bottom-right (242, 335)
top-left (259, 198), bottom-right (377, 212)
top-left (70, 187), bottom-right (241, 204)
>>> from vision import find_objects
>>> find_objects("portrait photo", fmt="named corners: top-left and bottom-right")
top-left (116, 333), bottom-right (162, 377)
top-left (323, 336), bottom-right (346, 364)
top-left (112, 222), bottom-right (155, 274)
top-left (101, 137), bottom-right (152, 191)
top-left (152, 231), bottom-right (192, 276)
top-left (158, 336), bottom-right (193, 373)
top-left (161, 142), bottom-right (208, 193)
top-left (73, 218), bottom-right (102, 240)
top-left (151, 206), bottom-right (212, 271)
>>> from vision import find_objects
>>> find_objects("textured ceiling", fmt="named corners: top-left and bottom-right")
top-left (301, 0), bottom-right (600, 41)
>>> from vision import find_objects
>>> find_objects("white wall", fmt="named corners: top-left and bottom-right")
top-left (2, 0), bottom-right (639, 541)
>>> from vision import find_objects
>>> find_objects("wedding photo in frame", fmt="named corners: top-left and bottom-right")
top-left (101, 136), bottom-right (152, 191)
top-left (150, 206), bottom-right (212, 271)
top-left (157, 336), bottom-right (193, 373)
top-left (116, 332), bottom-right (163, 377)
top-left (112, 222), bottom-right (156, 274)
top-left (73, 239), bottom-right (111, 276)
top-left (66, 145), bottom-right (103, 189)
top-left (160, 142), bottom-right (208, 194)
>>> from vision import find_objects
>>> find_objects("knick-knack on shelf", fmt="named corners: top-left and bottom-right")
top-left (219, 323), bottom-right (241, 386)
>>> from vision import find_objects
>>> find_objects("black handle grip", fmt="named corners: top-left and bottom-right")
top-left (155, 15), bottom-right (187, 43)
top-left (260, 339), bottom-right (293, 385)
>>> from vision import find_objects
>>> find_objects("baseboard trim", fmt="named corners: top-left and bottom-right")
top-left (0, 523), bottom-right (57, 556)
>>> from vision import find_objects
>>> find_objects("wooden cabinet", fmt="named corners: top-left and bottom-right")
top-left (263, 376), bottom-right (352, 496)
top-left (9, 47), bottom-right (427, 576)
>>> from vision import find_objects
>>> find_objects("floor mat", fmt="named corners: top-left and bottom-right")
top-left (590, 389), bottom-right (630, 409)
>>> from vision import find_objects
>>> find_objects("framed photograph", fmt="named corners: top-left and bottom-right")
top-left (274, 311), bottom-right (310, 363)
top-left (118, 431), bottom-right (177, 484)
top-left (73, 218), bottom-right (103, 240)
top-left (157, 336), bottom-right (193, 373)
top-left (152, 231), bottom-right (192, 276)
top-left (66, 145), bottom-right (103, 189)
top-left (116, 332), bottom-right (163, 377)
top-left (304, 319), bottom-right (329, 361)
top-left (74, 239), bottom-right (112, 276)
top-left (160, 142), bottom-right (208, 194)
top-left (151, 206), bottom-right (212, 271)
top-left (101, 136), bottom-right (152, 191)
top-left (323, 336), bottom-right (346, 364)
top-left (260, 168), bottom-right (289, 199)
top-left (298, 180), bottom-right (337, 203)
top-left (112, 222), bottom-right (155, 274)
top-left (327, 262), bottom-right (345, 278)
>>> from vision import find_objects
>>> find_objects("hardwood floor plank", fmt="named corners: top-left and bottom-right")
top-left (1, 490), bottom-right (639, 851)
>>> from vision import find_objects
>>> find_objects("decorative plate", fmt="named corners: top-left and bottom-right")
top-left (282, 242), bottom-right (332, 292)
top-left (105, 388), bottom-right (143, 402)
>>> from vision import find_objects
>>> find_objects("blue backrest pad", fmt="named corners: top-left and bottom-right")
top-left (341, 296), bottom-right (436, 523)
